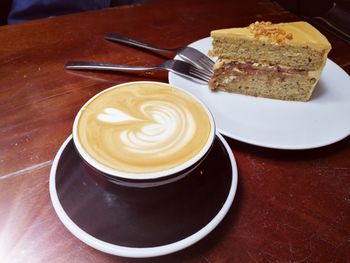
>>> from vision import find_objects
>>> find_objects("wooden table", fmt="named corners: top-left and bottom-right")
top-left (0, 0), bottom-right (349, 262)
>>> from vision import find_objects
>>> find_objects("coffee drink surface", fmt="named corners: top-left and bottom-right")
top-left (74, 82), bottom-right (214, 175)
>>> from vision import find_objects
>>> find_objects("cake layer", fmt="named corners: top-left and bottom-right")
top-left (209, 22), bottom-right (331, 70)
top-left (209, 61), bottom-right (322, 101)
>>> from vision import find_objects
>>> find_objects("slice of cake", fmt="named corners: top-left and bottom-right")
top-left (208, 21), bottom-right (332, 101)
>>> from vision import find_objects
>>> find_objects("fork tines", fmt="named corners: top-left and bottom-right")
top-left (178, 47), bottom-right (214, 74)
top-left (198, 56), bottom-right (215, 71)
top-left (189, 65), bottom-right (212, 82)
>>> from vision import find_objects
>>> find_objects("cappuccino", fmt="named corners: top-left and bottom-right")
top-left (73, 82), bottom-right (214, 179)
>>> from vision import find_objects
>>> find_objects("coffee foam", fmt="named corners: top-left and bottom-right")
top-left (75, 82), bottom-right (213, 175)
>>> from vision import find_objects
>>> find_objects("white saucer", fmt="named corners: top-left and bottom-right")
top-left (49, 133), bottom-right (237, 258)
top-left (169, 37), bottom-right (350, 150)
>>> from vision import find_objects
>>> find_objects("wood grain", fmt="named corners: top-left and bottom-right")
top-left (0, 0), bottom-right (349, 262)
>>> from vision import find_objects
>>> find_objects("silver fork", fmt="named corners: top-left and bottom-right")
top-left (105, 33), bottom-right (214, 74)
top-left (65, 60), bottom-right (212, 83)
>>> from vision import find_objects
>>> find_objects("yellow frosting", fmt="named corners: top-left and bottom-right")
top-left (211, 21), bottom-right (331, 51)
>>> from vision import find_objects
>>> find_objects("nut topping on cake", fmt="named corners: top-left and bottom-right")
top-left (249, 21), bottom-right (293, 43)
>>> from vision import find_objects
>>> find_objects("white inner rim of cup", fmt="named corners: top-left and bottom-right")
top-left (72, 81), bottom-right (216, 180)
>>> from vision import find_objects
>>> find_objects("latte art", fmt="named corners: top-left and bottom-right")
top-left (114, 101), bottom-right (195, 155)
top-left (74, 82), bottom-right (214, 175)
top-left (97, 107), bottom-right (140, 123)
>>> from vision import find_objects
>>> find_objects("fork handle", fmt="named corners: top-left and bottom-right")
top-left (105, 33), bottom-right (176, 54)
top-left (65, 61), bottom-right (158, 72)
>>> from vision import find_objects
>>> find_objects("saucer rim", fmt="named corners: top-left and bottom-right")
top-left (49, 133), bottom-right (238, 258)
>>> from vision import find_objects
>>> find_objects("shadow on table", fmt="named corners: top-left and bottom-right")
top-left (273, 0), bottom-right (350, 43)
top-left (225, 134), bottom-right (350, 163)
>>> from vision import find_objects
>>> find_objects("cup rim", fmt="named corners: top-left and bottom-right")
top-left (72, 81), bottom-right (216, 180)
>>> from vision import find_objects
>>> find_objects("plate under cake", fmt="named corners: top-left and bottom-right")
top-left (168, 37), bottom-right (350, 149)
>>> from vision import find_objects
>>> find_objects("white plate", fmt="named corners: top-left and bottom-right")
top-left (169, 37), bottom-right (350, 150)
